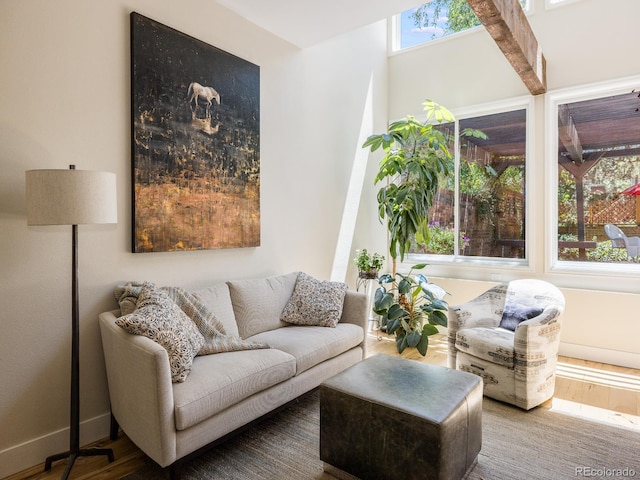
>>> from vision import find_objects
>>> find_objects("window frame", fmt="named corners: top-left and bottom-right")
top-left (545, 0), bottom-right (583, 10)
top-left (390, 1), bottom-right (533, 54)
top-left (544, 75), bottom-right (640, 278)
top-left (401, 96), bottom-right (535, 277)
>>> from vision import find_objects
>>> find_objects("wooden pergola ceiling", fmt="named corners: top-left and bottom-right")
top-left (461, 92), bottom-right (640, 163)
top-left (467, 0), bottom-right (546, 95)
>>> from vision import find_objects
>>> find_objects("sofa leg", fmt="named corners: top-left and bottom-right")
top-left (109, 412), bottom-right (119, 441)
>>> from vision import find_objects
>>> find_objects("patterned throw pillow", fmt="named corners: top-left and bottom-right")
top-left (115, 282), bottom-right (205, 382)
top-left (280, 272), bottom-right (347, 328)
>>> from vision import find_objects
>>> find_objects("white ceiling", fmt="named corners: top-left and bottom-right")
top-left (215, 0), bottom-right (422, 48)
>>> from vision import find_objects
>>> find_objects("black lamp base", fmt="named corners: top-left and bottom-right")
top-left (43, 220), bottom-right (114, 480)
top-left (45, 448), bottom-right (114, 480)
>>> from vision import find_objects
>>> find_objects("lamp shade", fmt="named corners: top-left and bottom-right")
top-left (25, 168), bottom-right (117, 226)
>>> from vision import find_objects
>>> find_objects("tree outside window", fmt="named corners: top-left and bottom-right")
top-left (398, 0), bottom-right (529, 50)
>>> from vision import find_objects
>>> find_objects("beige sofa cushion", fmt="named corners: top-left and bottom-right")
top-left (247, 324), bottom-right (364, 375)
top-left (192, 283), bottom-right (239, 337)
top-left (173, 349), bottom-right (296, 430)
top-left (227, 272), bottom-right (299, 338)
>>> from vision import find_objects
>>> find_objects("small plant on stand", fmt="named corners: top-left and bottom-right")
top-left (353, 249), bottom-right (385, 279)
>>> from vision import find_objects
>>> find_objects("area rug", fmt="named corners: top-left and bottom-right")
top-left (122, 390), bottom-right (640, 480)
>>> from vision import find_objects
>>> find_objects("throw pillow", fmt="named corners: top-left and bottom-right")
top-left (280, 272), bottom-right (347, 328)
top-left (499, 304), bottom-right (544, 331)
top-left (115, 282), bottom-right (205, 382)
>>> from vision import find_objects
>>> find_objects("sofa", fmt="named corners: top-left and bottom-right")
top-left (98, 271), bottom-right (367, 477)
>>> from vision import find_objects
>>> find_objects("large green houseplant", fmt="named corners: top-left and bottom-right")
top-left (363, 99), bottom-right (454, 355)
top-left (363, 99), bottom-right (455, 275)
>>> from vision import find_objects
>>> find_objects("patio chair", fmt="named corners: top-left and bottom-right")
top-left (447, 279), bottom-right (565, 410)
top-left (604, 224), bottom-right (640, 259)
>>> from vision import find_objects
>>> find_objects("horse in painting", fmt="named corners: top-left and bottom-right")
top-left (187, 82), bottom-right (220, 119)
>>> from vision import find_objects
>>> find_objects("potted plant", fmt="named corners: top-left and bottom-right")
top-left (353, 249), bottom-right (385, 279)
top-left (373, 264), bottom-right (448, 356)
top-left (362, 99), bottom-right (455, 275)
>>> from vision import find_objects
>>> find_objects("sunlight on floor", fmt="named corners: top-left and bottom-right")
top-left (551, 360), bottom-right (640, 431)
top-left (549, 397), bottom-right (640, 431)
top-left (556, 361), bottom-right (640, 390)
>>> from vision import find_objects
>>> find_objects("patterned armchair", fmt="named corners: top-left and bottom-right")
top-left (447, 279), bottom-right (565, 410)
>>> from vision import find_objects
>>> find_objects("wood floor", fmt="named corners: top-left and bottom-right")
top-left (5, 332), bottom-right (640, 480)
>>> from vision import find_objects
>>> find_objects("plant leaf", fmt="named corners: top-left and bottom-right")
top-left (387, 304), bottom-right (407, 320)
top-left (429, 310), bottom-right (448, 327)
top-left (406, 331), bottom-right (421, 348)
top-left (387, 318), bottom-right (401, 334)
top-left (417, 331), bottom-right (429, 356)
top-left (398, 278), bottom-right (412, 294)
top-left (396, 334), bottom-right (408, 354)
top-left (423, 323), bottom-right (439, 336)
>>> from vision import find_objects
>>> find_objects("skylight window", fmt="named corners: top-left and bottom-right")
top-left (394, 0), bottom-right (530, 52)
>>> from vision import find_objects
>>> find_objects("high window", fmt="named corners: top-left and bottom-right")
top-left (547, 83), bottom-right (640, 269)
top-left (409, 101), bottom-right (531, 265)
top-left (394, 0), bottom-right (530, 51)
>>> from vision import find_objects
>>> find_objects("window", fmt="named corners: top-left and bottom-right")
top-left (548, 85), bottom-right (640, 267)
top-left (409, 102), bottom-right (531, 265)
top-left (546, 0), bottom-right (582, 9)
top-left (394, 0), bottom-right (530, 52)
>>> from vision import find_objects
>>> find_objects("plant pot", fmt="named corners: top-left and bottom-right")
top-left (358, 268), bottom-right (378, 280)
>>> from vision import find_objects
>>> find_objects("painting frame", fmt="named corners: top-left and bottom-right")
top-left (130, 12), bottom-right (260, 253)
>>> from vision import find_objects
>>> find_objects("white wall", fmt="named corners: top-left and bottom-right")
top-left (387, 0), bottom-right (640, 368)
top-left (0, 0), bottom-right (388, 475)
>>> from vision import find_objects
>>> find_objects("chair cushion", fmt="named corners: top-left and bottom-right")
top-left (499, 304), bottom-right (543, 331)
top-left (247, 324), bottom-right (364, 375)
top-left (455, 327), bottom-right (515, 368)
top-left (280, 272), bottom-right (347, 328)
top-left (172, 348), bottom-right (296, 430)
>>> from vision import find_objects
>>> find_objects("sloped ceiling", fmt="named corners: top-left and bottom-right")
top-left (215, 0), bottom-right (421, 48)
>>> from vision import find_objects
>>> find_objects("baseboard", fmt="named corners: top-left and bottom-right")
top-left (0, 412), bottom-right (111, 478)
top-left (559, 342), bottom-right (640, 369)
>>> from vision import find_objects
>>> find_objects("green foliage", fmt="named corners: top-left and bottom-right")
top-left (373, 264), bottom-right (448, 356)
top-left (412, 0), bottom-right (527, 36)
top-left (363, 100), bottom-right (455, 265)
top-left (423, 222), bottom-right (470, 254)
top-left (557, 233), bottom-right (629, 262)
top-left (353, 249), bottom-right (385, 271)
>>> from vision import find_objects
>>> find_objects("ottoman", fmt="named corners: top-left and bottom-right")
top-left (320, 354), bottom-right (482, 480)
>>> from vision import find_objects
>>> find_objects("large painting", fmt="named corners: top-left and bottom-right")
top-left (130, 12), bottom-right (260, 253)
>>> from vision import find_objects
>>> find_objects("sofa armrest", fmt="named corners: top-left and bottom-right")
top-left (98, 310), bottom-right (178, 467)
top-left (338, 290), bottom-right (368, 357)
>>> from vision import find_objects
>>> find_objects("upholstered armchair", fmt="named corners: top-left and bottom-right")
top-left (447, 279), bottom-right (565, 410)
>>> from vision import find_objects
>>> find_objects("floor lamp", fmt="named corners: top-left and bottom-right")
top-left (25, 165), bottom-right (117, 480)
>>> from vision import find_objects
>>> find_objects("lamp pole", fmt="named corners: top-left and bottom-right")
top-left (35, 165), bottom-right (115, 479)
